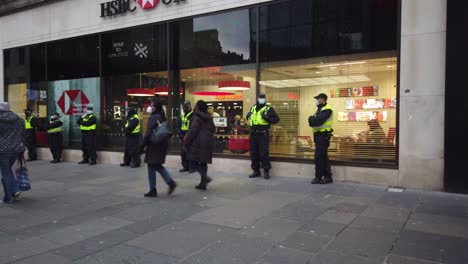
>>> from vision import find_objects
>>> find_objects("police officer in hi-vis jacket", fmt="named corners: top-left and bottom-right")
top-left (120, 107), bottom-right (141, 168)
top-left (46, 112), bottom-right (63, 163)
top-left (24, 108), bottom-right (38, 161)
top-left (77, 105), bottom-right (97, 165)
top-left (246, 92), bottom-right (279, 180)
top-left (177, 101), bottom-right (194, 172)
top-left (309, 93), bottom-right (334, 184)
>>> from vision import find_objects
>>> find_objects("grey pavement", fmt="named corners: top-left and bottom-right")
top-left (1, 160), bottom-right (468, 264)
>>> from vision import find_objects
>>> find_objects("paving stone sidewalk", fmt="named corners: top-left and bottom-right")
top-left (1, 161), bottom-right (468, 264)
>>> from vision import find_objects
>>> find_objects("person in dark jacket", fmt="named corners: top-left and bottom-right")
top-left (0, 102), bottom-right (25, 203)
top-left (140, 99), bottom-right (177, 197)
top-left (308, 93), bottom-right (334, 184)
top-left (120, 107), bottom-right (141, 168)
top-left (183, 100), bottom-right (216, 190)
top-left (77, 105), bottom-right (97, 165)
top-left (176, 101), bottom-right (194, 173)
top-left (46, 112), bottom-right (63, 163)
top-left (24, 108), bottom-right (37, 161)
top-left (246, 92), bottom-right (280, 179)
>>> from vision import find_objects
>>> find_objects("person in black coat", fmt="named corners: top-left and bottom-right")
top-left (46, 112), bottom-right (63, 163)
top-left (140, 99), bottom-right (177, 197)
top-left (77, 105), bottom-right (97, 165)
top-left (24, 108), bottom-right (38, 161)
top-left (120, 107), bottom-right (141, 168)
top-left (183, 100), bottom-right (216, 190)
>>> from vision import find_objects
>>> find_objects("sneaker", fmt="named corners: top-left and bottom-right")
top-left (319, 178), bottom-right (333, 184)
top-left (12, 192), bottom-right (21, 199)
top-left (248, 171), bottom-right (261, 178)
top-left (78, 160), bottom-right (89, 164)
top-left (120, 163), bottom-right (129, 167)
top-left (144, 190), bottom-right (158, 197)
top-left (179, 168), bottom-right (189, 172)
top-left (311, 177), bottom-right (322, 184)
top-left (89, 161), bottom-right (97, 166)
top-left (168, 181), bottom-right (177, 195)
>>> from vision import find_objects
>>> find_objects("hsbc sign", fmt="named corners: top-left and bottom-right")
top-left (100, 0), bottom-right (186, 18)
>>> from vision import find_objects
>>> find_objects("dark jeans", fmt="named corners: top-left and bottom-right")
top-left (314, 132), bottom-right (332, 179)
top-left (147, 164), bottom-right (174, 192)
top-left (25, 130), bottom-right (37, 160)
top-left (249, 130), bottom-right (271, 171)
top-left (180, 135), bottom-right (190, 169)
top-left (81, 131), bottom-right (97, 162)
top-left (123, 135), bottom-right (141, 165)
top-left (48, 133), bottom-right (63, 161)
top-left (0, 153), bottom-right (19, 203)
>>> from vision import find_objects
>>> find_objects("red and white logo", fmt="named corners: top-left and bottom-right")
top-left (137, 0), bottom-right (158, 9)
top-left (57, 90), bottom-right (90, 116)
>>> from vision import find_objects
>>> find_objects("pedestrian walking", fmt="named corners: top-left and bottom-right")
top-left (176, 101), bottom-right (194, 173)
top-left (246, 92), bottom-right (280, 179)
top-left (46, 112), bottom-right (63, 163)
top-left (0, 102), bottom-right (25, 203)
top-left (24, 108), bottom-right (37, 161)
top-left (183, 100), bottom-right (216, 190)
top-left (140, 99), bottom-right (177, 197)
top-left (309, 93), bottom-right (334, 184)
top-left (120, 107), bottom-right (141, 168)
top-left (77, 105), bottom-right (97, 165)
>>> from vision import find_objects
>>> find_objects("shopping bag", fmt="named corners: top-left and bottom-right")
top-left (149, 121), bottom-right (173, 145)
top-left (15, 154), bottom-right (31, 191)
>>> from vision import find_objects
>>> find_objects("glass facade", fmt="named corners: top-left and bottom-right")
top-left (3, 0), bottom-right (399, 167)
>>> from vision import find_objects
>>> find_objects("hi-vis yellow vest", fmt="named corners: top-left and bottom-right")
top-left (25, 116), bottom-right (34, 130)
top-left (125, 114), bottom-right (141, 134)
top-left (181, 111), bottom-right (193, 131)
top-left (47, 120), bottom-right (63, 134)
top-left (249, 105), bottom-right (270, 126)
top-left (312, 104), bottom-right (334, 133)
top-left (80, 114), bottom-right (96, 131)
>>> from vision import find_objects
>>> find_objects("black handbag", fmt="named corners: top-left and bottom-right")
top-left (149, 121), bottom-right (173, 145)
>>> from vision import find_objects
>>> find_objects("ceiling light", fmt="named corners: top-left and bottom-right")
top-left (342, 61), bottom-right (367, 65)
top-left (127, 88), bottom-right (154, 97)
top-left (218, 80), bottom-right (250, 91)
top-left (318, 64), bottom-right (339, 68)
top-left (193, 91), bottom-right (235, 96)
top-left (329, 67), bottom-right (337, 70)
top-left (153, 86), bottom-right (184, 96)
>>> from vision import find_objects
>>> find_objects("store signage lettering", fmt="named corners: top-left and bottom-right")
top-left (108, 42), bottom-right (129, 58)
top-left (100, 0), bottom-right (186, 18)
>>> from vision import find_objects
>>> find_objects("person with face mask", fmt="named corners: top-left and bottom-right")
top-left (308, 93), bottom-right (334, 184)
top-left (23, 108), bottom-right (38, 161)
top-left (120, 107), bottom-right (141, 168)
top-left (46, 112), bottom-right (63, 163)
top-left (176, 101), bottom-right (194, 173)
top-left (77, 105), bottom-right (97, 165)
top-left (246, 92), bottom-right (280, 179)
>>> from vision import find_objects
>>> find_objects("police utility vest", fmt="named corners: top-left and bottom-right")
top-left (125, 114), bottom-right (141, 134)
top-left (25, 116), bottom-right (34, 130)
top-left (312, 104), bottom-right (334, 133)
top-left (80, 114), bottom-right (96, 131)
top-left (249, 105), bottom-right (270, 126)
top-left (47, 119), bottom-right (63, 134)
top-left (181, 111), bottom-right (193, 131)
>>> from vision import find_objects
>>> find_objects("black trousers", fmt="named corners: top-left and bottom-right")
top-left (48, 133), bottom-right (63, 161)
top-left (249, 130), bottom-right (271, 171)
top-left (180, 133), bottom-right (190, 169)
top-left (123, 135), bottom-right (141, 165)
top-left (25, 130), bottom-right (37, 160)
top-left (314, 132), bottom-right (332, 179)
top-left (81, 131), bottom-right (97, 162)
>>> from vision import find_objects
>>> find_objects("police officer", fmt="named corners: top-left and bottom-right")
top-left (24, 108), bottom-right (38, 161)
top-left (77, 105), bottom-right (97, 165)
top-left (46, 112), bottom-right (63, 163)
top-left (177, 101), bottom-right (194, 172)
top-left (246, 92), bottom-right (279, 179)
top-left (309, 93), bottom-right (334, 184)
top-left (120, 107), bottom-right (141, 168)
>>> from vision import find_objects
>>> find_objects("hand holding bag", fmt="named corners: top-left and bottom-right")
top-left (149, 120), bottom-right (173, 145)
top-left (16, 153), bottom-right (31, 191)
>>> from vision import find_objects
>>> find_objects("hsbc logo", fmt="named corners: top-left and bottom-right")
top-left (100, 0), bottom-right (186, 18)
top-left (57, 90), bottom-right (90, 116)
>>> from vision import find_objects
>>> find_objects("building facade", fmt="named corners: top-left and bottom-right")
top-left (0, 0), bottom-right (450, 191)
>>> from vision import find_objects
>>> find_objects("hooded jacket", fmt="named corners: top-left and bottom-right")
top-left (183, 110), bottom-right (216, 164)
top-left (0, 110), bottom-right (26, 154)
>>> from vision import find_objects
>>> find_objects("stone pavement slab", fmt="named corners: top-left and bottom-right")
top-left (0, 237), bottom-right (59, 264)
top-left (239, 216), bottom-right (303, 242)
top-left (405, 212), bottom-right (468, 239)
top-left (256, 246), bottom-right (313, 264)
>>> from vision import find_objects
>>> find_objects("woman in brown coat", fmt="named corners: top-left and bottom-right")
top-left (140, 99), bottom-right (177, 197)
top-left (183, 100), bottom-right (216, 190)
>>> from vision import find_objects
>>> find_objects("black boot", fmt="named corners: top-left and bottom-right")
top-left (319, 177), bottom-right (333, 184)
top-left (195, 176), bottom-right (212, 191)
top-left (120, 163), bottom-right (129, 167)
top-left (78, 160), bottom-right (89, 164)
top-left (168, 181), bottom-right (177, 195)
top-left (264, 170), bottom-right (270, 180)
top-left (144, 189), bottom-right (158, 197)
top-left (249, 170), bottom-right (261, 178)
top-left (311, 177), bottom-right (322, 184)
